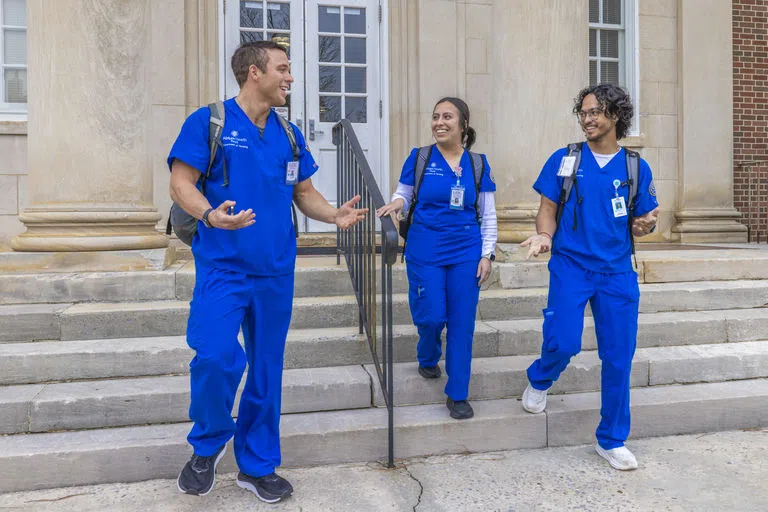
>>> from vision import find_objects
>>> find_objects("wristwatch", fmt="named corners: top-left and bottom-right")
top-left (482, 253), bottom-right (496, 262)
top-left (201, 208), bottom-right (214, 228)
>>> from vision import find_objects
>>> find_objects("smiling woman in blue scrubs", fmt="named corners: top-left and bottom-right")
top-left (377, 97), bottom-right (498, 420)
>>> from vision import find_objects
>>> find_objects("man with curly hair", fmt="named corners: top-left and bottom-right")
top-left (519, 84), bottom-right (659, 470)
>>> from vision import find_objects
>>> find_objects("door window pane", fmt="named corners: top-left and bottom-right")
top-left (319, 6), bottom-right (341, 33)
top-left (589, 29), bottom-right (596, 58)
top-left (319, 66), bottom-right (341, 93)
top-left (344, 8), bottom-right (366, 35)
top-left (345, 67), bottom-right (366, 93)
top-left (241, 31), bottom-right (264, 44)
top-left (345, 97), bottom-right (367, 123)
top-left (3, 0), bottom-right (26, 26)
top-left (241, 2), bottom-right (263, 29)
top-left (589, 60), bottom-right (597, 86)
top-left (4, 68), bottom-right (26, 103)
top-left (320, 96), bottom-right (341, 122)
top-left (319, 36), bottom-right (341, 63)
top-left (266, 2), bottom-right (290, 30)
top-left (345, 37), bottom-right (366, 64)
top-left (3, 29), bottom-right (25, 65)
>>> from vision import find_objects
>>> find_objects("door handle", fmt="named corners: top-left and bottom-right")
top-left (309, 119), bottom-right (325, 141)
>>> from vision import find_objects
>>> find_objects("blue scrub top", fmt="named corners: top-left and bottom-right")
top-left (534, 144), bottom-right (659, 273)
top-left (399, 146), bottom-right (496, 266)
top-left (168, 99), bottom-right (318, 276)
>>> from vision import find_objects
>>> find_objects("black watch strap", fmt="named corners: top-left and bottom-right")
top-left (201, 208), bottom-right (214, 228)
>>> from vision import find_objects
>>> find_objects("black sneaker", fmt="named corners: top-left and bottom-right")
top-left (418, 364), bottom-right (442, 379)
top-left (237, 472), bottom-right (294, 503)
top-left (176, 444), bottom-right (226, 496)
top-left (446, 397), bottom-right (474, 419)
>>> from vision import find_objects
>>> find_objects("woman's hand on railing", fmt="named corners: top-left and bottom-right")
top-left (477, 257), bottom-right (492, 285)
top-left (376, 198), bottom-right (405, 220)
top-left (335, 195), bottom-right (369, 230)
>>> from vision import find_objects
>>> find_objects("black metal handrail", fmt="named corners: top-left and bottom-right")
top-left (333, 119), bottom-right (398, 468)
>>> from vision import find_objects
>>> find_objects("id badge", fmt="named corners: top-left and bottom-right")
top-left (612, 196), bottom-right (628, 218)
top-left (285, 161), bottom-right (299, 185)
top-left (450, 185), bottom-right (465, 210)
top-left (557, 155), bottom-right (576, 177)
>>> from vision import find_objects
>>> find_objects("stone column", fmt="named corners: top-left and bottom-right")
top-left (12, 0), bottom-right (167, 251)
top-left (672, 0), bottom-right (747, 242)
top-left (490, 0), bottom-right (588, 242)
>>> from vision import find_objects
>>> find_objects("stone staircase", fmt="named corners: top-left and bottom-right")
top-left (1, 247), bottom-right (768, 493)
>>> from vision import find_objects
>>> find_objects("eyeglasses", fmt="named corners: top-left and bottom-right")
top-left (577, 108), bottom-right (604, 121)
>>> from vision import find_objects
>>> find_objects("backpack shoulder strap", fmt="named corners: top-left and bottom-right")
top-left (412, 145), bottom-right (433, 202)
top-left (203, 101), bottom-right (226, 191)
top-left (625, 148), bottom-right (640, 209)
top-left (555, 142), bottom-right (582, 227)
top-left (624, 147), bottom-right (640, 256)
top-left (273, 110), bottom-right (302, 239)
top-left (468, 151), bottom-right (485, 225)
top-left (275, 110), bottom-right (300, 161)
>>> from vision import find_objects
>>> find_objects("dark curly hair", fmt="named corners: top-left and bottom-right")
top-left (573, 84), bottom-right (634, 140)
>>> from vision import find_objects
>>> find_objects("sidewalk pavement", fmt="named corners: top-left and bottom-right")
top-left (1, 429), bottom-right (766, 512)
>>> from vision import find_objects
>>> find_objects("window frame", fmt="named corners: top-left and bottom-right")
top-left (0, 0), bottom-right (28, 117)
top-left (589, 0), bottom-right (639, 137)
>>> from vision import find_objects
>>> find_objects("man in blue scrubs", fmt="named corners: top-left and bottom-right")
top-left (168, 41), bottom-right (367, 503)
top-left (519, 84), bottom-right (659, 470)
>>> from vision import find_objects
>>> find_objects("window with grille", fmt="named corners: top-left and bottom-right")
top-left (588, 0), bottom-right (638, 135)
top-left (1, 0), bottom-right (26, 112)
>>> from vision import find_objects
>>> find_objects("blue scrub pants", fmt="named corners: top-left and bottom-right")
top-left (526, 255), bottom-right (640, 449)
top-left (406, 259), bottom-right (480, 401)
top-left (185, 264), bottom-right (294, 478)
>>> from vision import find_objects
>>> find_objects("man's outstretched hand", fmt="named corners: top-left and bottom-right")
top-left (335, 195), bottom-right (369, 230)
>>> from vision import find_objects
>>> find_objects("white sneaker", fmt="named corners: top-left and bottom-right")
top-left (595, 445), bottom-right (638, 471)
top-left (521, 384), bottom-right (548, 414)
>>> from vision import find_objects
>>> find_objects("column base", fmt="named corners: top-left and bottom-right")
top-left (11, 204), bottom-right (169, 252)
top-left (672, 208), bottom-right (748, 243)
top-left (497, 204), bottom-right (539, 243)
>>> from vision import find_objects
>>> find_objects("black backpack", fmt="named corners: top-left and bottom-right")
top-left (555, 142), bottom-right (640, 253)
top-left (166, 102), bottom-right (300, 245)
top-left (399, 145), bottom-right (485, 241)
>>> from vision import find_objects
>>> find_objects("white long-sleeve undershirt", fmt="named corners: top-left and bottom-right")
top-left (391, 183), bottom-right (498, 257)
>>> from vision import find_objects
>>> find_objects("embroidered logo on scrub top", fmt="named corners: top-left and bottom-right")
top-left (425, 162), bottom-right (442, 176)
top-left (222, 131), bottom-right (249, 149)
top-left (649, 180), bottom-right (657, 197)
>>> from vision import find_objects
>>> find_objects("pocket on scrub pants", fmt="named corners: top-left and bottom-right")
top-left (541, 308), bottom-right (559, 353)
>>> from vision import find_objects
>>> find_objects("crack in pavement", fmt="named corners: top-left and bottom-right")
top-left (401, 463), bottom-right (424, 512)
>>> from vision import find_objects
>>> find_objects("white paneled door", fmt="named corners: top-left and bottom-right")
top-left (224, 0), bottom-right (384, 233)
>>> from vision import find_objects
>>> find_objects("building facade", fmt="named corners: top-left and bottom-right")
top-left (0, 0), bottom-right (756, 253)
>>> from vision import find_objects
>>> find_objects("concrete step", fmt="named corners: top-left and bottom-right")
top-left (3, 341), bottom-right (767, 435)
top-left (0, 365), bottom-right (372, 435)
top-left (0, 267), bottom-right (180, 306)
top-left (3, 308), bottom-right (768, 385)
top-left (5, 248), bottom-right (767, 306)
top-left (1, 378), bottom-right (766, 493)
top-left (372, 340), bottom-right (768, 407)
top-left (3, 279), bottom-right (767, 341)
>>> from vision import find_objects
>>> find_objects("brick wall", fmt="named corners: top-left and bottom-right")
top-left (733, 0), bottom-right (768, 238)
